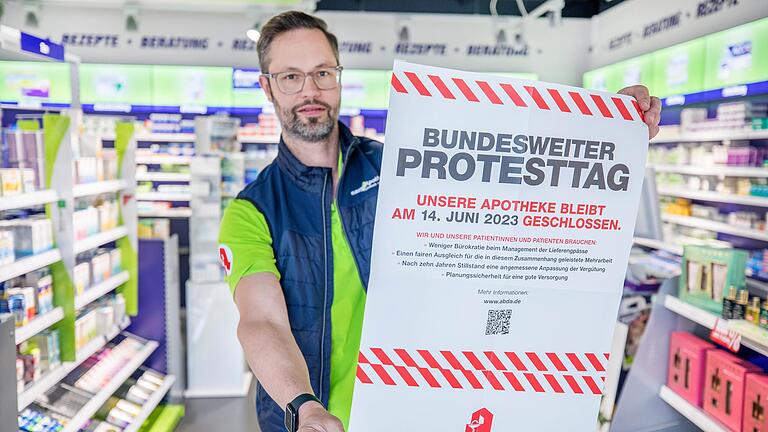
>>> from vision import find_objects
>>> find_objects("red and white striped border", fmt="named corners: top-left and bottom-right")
top-left (391, 71), bottom-right (644, 122)
top-left (356, 348), bottom-right (609, 395)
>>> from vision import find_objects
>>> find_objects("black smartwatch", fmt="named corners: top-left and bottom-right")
top-left (284, 393), bottom-right (322, 432)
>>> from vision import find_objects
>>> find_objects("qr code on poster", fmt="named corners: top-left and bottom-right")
top-left (485, 309), bottom-right (512, 335)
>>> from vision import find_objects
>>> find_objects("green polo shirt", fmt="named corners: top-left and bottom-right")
top-left (220, 172), bottom-right (366, 430)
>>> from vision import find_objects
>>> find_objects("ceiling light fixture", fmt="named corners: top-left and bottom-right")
top-left (247, 22), bottom-right (261, 42)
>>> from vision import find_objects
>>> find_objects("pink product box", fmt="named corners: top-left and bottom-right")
top-left (668, 332), bottom-right (715, 407)
top-left (704, 349), bottom-right (761, 431)
top-left (744, 374), bottom-right (768, 432)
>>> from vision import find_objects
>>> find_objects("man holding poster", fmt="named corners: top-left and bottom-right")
top-left (218, 10), bottom-right (661, 432)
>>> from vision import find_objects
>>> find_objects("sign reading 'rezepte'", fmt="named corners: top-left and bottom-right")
top-left (348, 61), bottom-right (648, 431)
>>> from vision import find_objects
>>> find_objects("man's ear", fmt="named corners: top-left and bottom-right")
top-left (260, 75), bottom-right (273, 103)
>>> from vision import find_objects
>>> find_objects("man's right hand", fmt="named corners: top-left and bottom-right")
top-left (297, 401), bottom-right (345, 432)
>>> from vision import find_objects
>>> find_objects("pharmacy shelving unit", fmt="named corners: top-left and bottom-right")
top-left (135, 132), bottom-right (195, 221)
top-left (185, 115), bottom-right (251, 398)
top-left (0, 27), bottom-right (146, 426)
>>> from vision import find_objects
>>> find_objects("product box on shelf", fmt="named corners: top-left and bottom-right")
top-left (29, 330), bottom-right (61, 372)
top-left (744, 373), bottom-right (768, 432)
top-left (18, 342), bottom-right (41, 384)
top-left (703, 349), bottom-right (761, 431)
top-left (680, 245), bottom-right (748, 314)
top-left (7, 286), bottom-right (36, 321)
top-left (0, 218), bottom-right (53, 257)
top-left (0, 168), bottom-right (23, 196)
top-left (0, 230), bottom-right (15, 265)
top-left (91, 251), bottom-right (112, 285)
top-left (668, 332), bottom-right (715, 407)
top-left (110, 249), bottom-right (122, 275)
top-left (74, 262), bottom-right (92, 297)
top-left (25, 270), bottom-right (54, 315)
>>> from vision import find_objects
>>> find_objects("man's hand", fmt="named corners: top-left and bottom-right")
top-left (618, 85), bottom-right (662, 139)
top-left (297, 401), bottom-right (345, 432)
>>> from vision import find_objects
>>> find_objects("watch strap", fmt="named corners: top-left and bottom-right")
top-left (285, 393), bottom-right (322, 432)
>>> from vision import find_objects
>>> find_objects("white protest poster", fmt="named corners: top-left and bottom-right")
top-left (348, 61), bottom-right (648, 431)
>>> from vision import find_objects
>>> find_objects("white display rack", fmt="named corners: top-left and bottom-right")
top-left (72, 180), bottom-right (128, 198)
top-left (136, 133), bottom-right (196, 143)
top-left (1, 249), bottom-right (62, 283)
top-left (122, 374), bottom-right (177, 432)
top-left (657, 187), bottom-right (768, 207)
top-left (649, 164), bottom-right (768, 178)
top-left (137, 208), bottom-right (192, 218)
top-left (135, 155), bottom-right (192, 165)
top-left (0, 189), bottom-right (58, 212)
top-left (15, 307), bottom-right (65, 345)
top-left (661, 214), bottom-right (768, 242)
top-left (632, 237), bottom-right (684, 255)
top-left (238, 134), bottom-right (280, 144)
top-left (136, 192), bottom-right (191, 202)
top-left (17, 318), bottom-right (131, 410)
top-left (61, 340), bottom-right (158, 432)
top-left (664, 295), bottom-right (768, 357)
top-left (74, 271), bottom-right (130, 311)
top-left (650, 128), bottom-right (768, 144)
top-left (73, 226), bottom-right (129, 255)
top-left (658, 386), bottom-right (729, 432)
top-left (136, 172), bottom-right (191, 182)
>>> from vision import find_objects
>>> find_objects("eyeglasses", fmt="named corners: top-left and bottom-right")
top-left (263, 66), bottom-right (344, 95)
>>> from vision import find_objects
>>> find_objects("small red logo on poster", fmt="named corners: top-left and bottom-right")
top-left (219, 244), bottom-right (233, 275)
top-left (465, 408), bottom-right (493, 432)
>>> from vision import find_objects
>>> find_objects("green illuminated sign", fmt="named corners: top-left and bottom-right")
top-left (79, 63), bottom-right (153, 105)
top-left (652, 38), bottom-right (706, 98)
top-left (0, 61), bottom-right (71, 104)
top-left (703, 17), bottom-right (768, 89)
top-left (341, 70), bottom-right (391, 110)
top-left (151, 65), bottom-right (233, 107)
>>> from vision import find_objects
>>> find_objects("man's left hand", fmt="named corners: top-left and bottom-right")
top-left (618, 85), bottom-right (661, 139)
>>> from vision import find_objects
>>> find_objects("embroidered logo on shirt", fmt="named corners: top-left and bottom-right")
top-left (219, 244), bottom-right (234, 275)
top-left (351, 176), bottom-right (380, 196)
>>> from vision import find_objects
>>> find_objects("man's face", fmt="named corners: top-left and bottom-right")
top-left (260, 28), bottom-right (341, 142)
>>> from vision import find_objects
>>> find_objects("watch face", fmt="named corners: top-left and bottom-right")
top-left (285, 404), bottom-right (298, 431)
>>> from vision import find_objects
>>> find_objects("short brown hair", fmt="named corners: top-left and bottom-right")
top-left (257, 11), bottom-right (340, 73)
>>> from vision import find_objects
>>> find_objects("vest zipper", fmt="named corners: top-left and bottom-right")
top-left (336, 145), bottom-right (367, 289)
top-left (320, 171), bottom-right (329, 401)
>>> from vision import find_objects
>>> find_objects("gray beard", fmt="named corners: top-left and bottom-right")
top-left (277, 102), bottom-right (337, 142)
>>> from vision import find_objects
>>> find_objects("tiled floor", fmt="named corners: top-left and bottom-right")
top-left (177, 381), bottom-right (260, 432)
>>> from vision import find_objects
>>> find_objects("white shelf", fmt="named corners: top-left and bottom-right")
top-left (136, 155), bottom-right (192, 165)
top-left (138, 208), bottom-right (192, 218)
top-left (17, 317), bottom-right (131, 410)
top-left (136, 192), bottom-right (191, 202)
top-left (73, 180), bottom-right (128, 198)
top-left (633, 237), bottom-right (684, 255)
top-left (15, 307), bottom-right (65, 345)
top-left (0, 189), bottom-right (58, 212)
top-left (75, 271), bottom-right (130, 311)
top-left (238, 134), bottom-right (280, 144)
top-left (650, 164), bottom-right (768, 178)
top-left (0, 249), bottom-right (62, 283)
top-left (136, 172), bottom-right (191, 182)
top-left (658, 187), bottom-right (768, 207)
top-left (122, 375), bottom-right (177, 432)
top-left (664, 295), bottom-right (768, 357)
top-left (73, 226), bottom-right (129, 255)
top-left (136, 133), bottom-right (196, 142)
top-left (658, 386), bottom-right (729, 432)
top-left (661, 214), bottom-right (768, 242)
top-left (62, 340), bottom-right (159, 432)
top-left (651, 128), bottom-right (768, 143)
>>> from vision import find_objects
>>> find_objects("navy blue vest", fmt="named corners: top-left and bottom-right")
top-left (235, 122), bottom-right (382, 430)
